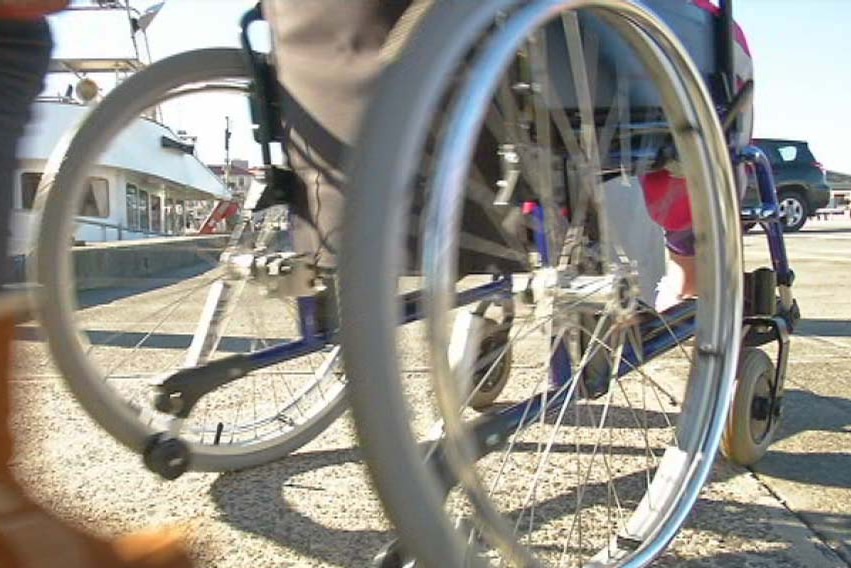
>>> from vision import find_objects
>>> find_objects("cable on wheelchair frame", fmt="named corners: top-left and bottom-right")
top-left (722, 79), bottom-right (753, 134)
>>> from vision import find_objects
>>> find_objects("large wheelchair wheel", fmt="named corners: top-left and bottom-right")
top-left (342, 1), bottom-right (743, 565)
top-left (32, 48), bottom-right (346, 472)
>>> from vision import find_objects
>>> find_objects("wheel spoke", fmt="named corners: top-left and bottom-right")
top-left (39, 49), bottom-right (347, 470)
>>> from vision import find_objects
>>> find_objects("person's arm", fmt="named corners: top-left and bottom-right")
top-left (0, 0), bottom-right (68, 20)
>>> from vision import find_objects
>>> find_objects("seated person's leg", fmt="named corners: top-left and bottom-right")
top-left (658, 230), bottom-right (698, 311)
top-left (262, 0), bottom-right (415, 269)
top-left (640, 168), bottom-right (698, 311)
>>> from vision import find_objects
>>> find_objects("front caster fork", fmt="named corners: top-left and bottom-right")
top-left (742, 313), bottom-right (791, 434)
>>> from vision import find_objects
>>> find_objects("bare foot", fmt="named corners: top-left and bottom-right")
top-left (655, 252), bottom-right (697, 312)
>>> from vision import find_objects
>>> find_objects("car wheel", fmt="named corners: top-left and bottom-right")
top-left (778, 192), bottom-right (808, 232)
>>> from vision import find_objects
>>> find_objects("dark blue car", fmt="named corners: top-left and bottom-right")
top-left (743, 138), bottom-right (831, 232)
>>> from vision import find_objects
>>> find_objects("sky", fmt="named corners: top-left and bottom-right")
top-left (46, 0), bottom-right (265, 166)
top-left (735, 0), bottom-right (851, 174)
top-left (45, 0), bottom-right (851, 173)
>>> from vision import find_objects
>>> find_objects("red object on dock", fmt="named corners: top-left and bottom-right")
top-left (198, 200), bottom-right (239, 234)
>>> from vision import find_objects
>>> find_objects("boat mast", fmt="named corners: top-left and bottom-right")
top-left (225, 116), bottom-right (232, 194)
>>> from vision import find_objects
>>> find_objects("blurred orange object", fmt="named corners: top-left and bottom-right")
top-left (0, 1), bottom-right (69, 19)
top-left (0, 4), bottom-right (193, 564)
top-left (0, 316), bottom-right (195, 568)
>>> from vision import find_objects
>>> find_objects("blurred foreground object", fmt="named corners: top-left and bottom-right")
top-left (0, 4), bottom-right (193, 567)
top-left (0, 0), bottom-right (68, 19)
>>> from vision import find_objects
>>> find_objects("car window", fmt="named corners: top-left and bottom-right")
top-left (776, 145), bottom-right (798, 162)
top-left (757, 144), bottom-right (782, 165)
top-left (755, 140), bottom-right (820, 165)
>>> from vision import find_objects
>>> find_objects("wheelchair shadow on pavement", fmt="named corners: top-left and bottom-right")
top-left (209, 444), bottom-right (394, 567)
top-left (754, 388), bottom-right (851, 489)
top-left (660, 463), bottom-right (847, 566)
top-left (686, 385), bottom-right (851, 564)
top-left (738, 387), bottom-right (851, 564)
top-left (207, 396), bottom-right (849, 567)
top-left (208, 440), bottom-right (847, 567)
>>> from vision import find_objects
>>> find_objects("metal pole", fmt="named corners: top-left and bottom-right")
top-left (718, 0), bottom-right (735, 102)
top-left (224, 116), bottom-right (232, 195)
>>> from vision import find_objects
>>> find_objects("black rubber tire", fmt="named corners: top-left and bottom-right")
top-left (777, 191), bottom-right (808, 233)
top-left (468, 317), bottom-right (512, 410)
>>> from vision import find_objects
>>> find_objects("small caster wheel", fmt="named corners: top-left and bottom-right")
top-left (373, 539), bottom-right (415, 568)
top-left (449, 312), bottom-right (512, 411)
top-left (469, 317), bottom-right (512, 410)
top-left (143, 433), bottom-right (191, 480)
top-left (579, 312), bottom-right (612, 400)
top-left (722, 348), bottom-right (780, 466)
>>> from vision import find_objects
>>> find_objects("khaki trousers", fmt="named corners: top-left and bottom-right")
top-left (261, 1), bottom-right (418, 268)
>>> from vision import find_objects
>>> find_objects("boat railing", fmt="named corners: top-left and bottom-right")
top-left (74, 216), bottom-right (176, 243)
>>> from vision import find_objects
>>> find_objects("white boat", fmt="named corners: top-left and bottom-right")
top-left (9, 1), bottom-right (230, 258)
top-left (11, 100), bottom-right (229, 256)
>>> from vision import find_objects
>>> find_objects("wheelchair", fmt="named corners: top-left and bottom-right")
top-left (24, 0), bottom-right (797, 565)
top-left (338, 0), bottom-right (799, 565)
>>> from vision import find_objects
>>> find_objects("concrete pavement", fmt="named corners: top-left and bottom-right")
top-left (739, 218), bottom-right (851, 566)
top-left (8, 216), bottom-right (851, 567)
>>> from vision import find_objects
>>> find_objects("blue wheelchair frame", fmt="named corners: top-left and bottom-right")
top-left (153, 1), bottom-right (794, 466)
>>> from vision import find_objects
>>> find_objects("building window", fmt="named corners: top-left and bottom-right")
top-left (126, 184), bottom-right (152, 232)
top-left (139, 189), bottom-right (150, 232)
top-left (21, 173), bottom-right (108, 218)
top-left (150, 194), bottom-right (162, 233)
top-left (78, 177), bottom-right (110, 218)
top-left (164, 198), bottom-right (175, 234)
top-left (176, 200), bottom-right (186, 231)
top-left (126, 184), bottom-right (139, 230)
top-left (20, 172), bottom-right (42, 210)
